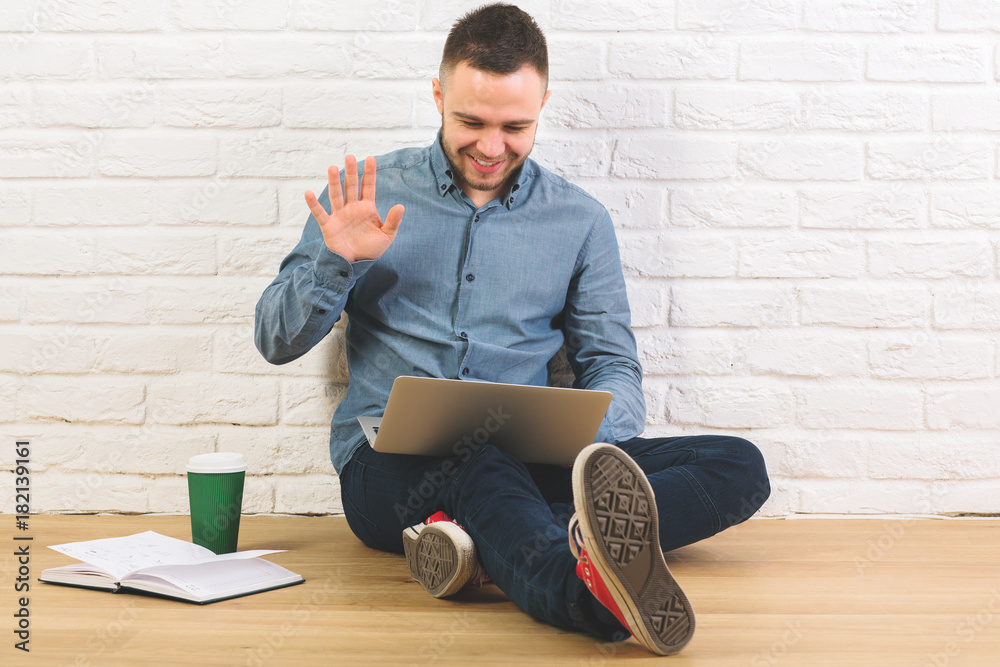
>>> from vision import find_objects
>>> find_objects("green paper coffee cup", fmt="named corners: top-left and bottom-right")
top-left (186, 452), bottom-right (246, 554)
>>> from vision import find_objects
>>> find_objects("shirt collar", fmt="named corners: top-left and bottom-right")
top-left (429, 132), bottom-right (533, 210)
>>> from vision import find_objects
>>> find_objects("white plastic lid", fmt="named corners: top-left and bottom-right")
top-left (186, 452), bottom-right (247, 474)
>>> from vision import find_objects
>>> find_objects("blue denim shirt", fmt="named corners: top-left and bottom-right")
top-left (254, 135), bottom-right (645, 473)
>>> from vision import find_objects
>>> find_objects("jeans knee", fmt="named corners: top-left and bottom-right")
top-left (720, 437), bottom-right (771, 528)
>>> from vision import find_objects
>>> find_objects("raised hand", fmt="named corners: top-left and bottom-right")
top-left (304, 155), bottom-right (405, 263)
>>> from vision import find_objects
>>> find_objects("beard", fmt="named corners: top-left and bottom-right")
top-left (439, 122), bottom-right (533, 196)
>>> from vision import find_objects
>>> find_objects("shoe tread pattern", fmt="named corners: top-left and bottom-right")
top-left (417, 532), bottom-right (457, 591)
top-left (591, 454), bottom-right (650, 569)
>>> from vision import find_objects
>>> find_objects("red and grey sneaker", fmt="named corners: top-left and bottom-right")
top-left (569, 443), bottom-right (696, 655)
top-left (402, 511), bottom-right (490, 598)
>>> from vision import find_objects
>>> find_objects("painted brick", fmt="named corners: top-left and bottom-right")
top-left (100, 134), bottom-right (217, 178)
top-left (273, 474), bottom-right (341, 514)
top-left (0, 136), bottom-right (95, 178)
top-left (352, 37), bottom-right (443, 80)
top-left (670, 186), bottom-right (798, 229)
top-left (217, 426), bottom-right (334, 475)
top-left (675, 87), bottom-right (800, 131)
top-left (932, 189), bottom-right (1000, 229)
top-left (868, 239), bottom-right (993, 279)
top-left (738, 237), bottom-right (863, 278)
top-left (612, 135), bottom-right (733, 180)
top-left (625, 281), bottom-right (669, 329)
top-left (932, 91), bottom-right (1000, 131)
top-left (0, 38), bottom-right (94, 79)
top-left (0, 86), bottom-right (30, 128)
top-left (938, 1), bottom-right (1000, 32)
top-left (609, 38), bottom-right (732, 80)
top-left (293, 0), bottom-right (418, 31)
top-left (796, 383), bottom-right (923, 430)
top-left (147, 375), bottom-right (279, 425)
top-left (546, 85), bottom-right (666, 129)
top-left (532, 135), bottom-right (611, 180)
top-left (282, 379), bottom-right (348, 427)
top-left (154, 183), bottom-right (279, 226)
top-left (219, 231), bottom-right (300, 277)
top-left (933, 285), bottom-right (1000, 330)
top-left (552, 0), bottom-right (674, 31)
top-left (774, 435), bottom-right (868, 479)
top-left (669, 283), bottom-right (797, 327)
top-left (33, 470), bottom-right (149, 513)
top-left (0, 3), bottom-right (35, 31)
top-left (798, 479), bottom-right (933, 514)
top-left (97, 38), bottom-right (222, 79)
top-left (420, 0), bottom-right (551, 31)
top-left (214, 325), bottom-right (348, 379)
top-left (160, 86), bottom-right (282, 128)
top-left (0, 330), bottom-right (96, 374)
top-left (38, 426), bottom-right (216, 474)
top-left (284, 84), bottom-right (413, 129)
top-left (23, 279), bottom-right (148, 324)
top-left (677, 0), bottom-right (797, 31)
top-left (0, 188), bottom-right (30, 225)
top-left (95, 331), bottom-right (213, 374)
top-left (148, 280), bottom-right (259, 324)
top-left (799, 188), bottom-right (925, 229)
top-left (927, 387), bottom-right (1000, 430)
top-left (867, 42), bottom-right (986, 83)
top-left (581, 182), bottom-right (664, 230)
top-left (800, 283), bottom-right (929, 328)
top-left (802, 89), bottom-right (926, 132)
top-left (738, 140), bottom-right (862, 181)
top-left (869, 435), bottom-right (1000, 480)
top-left (0, 231), bottom-right (95, 275)
top-left (19, 376), bottom-right (146, 425)
top-left (620, 231), bottom-right (737, 278)
top-left (803, 0), bottom-right (931, 33)
top-left (169, 0), bottom-right (288, 31)
top-left (739, 41), bottom-right (862, 82)
top-left (34, 184), bottom-right (155, 226)
top-left (667, 379), bottom-right (795, 429)
top-left (548, 37), bottom-right (604, 81)
top-left (35, 0), bottom-right (160, 32)
top-left (869, 334), bottom-right (993, 380)
top-left (867, 139), bottom-right (992, 181)
top-left (95, 231), bottom-right (218, 275)
top-left (224, 37), bottom-right (352, 78)
top-left (0, 285), bottom-right (19, 321)
top-left (0, 379), bottom-right (16, 422)
top-left (636, 330), bottom-right (740, 376)
top-left (218, 135), bottom-right (347, 179)
top-left (932, 481), bottom-right (1000, 515)
top-left (741, 330), bottom-right (868, 378)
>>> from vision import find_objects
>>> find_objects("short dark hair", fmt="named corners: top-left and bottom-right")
top-left (440, 3), bottom-right (548, 89)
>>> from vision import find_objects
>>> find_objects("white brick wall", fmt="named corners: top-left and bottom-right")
top-left (2, 0), bottom-right (998, 517)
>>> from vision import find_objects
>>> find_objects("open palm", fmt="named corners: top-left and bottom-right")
top-left (305, 155), bottom-right (405, 263)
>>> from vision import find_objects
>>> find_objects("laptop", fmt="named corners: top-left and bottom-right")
top-left (359, 376), bottom-right (612, 465)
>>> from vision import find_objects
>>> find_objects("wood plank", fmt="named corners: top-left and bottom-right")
top-left (5, 514), bottom-right (999, 665)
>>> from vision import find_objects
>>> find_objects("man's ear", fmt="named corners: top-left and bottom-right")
top-left (432, 78), bottom-right (444, 115)
top-left (540, 89), bottom-right (552, 111)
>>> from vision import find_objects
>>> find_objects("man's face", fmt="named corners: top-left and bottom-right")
top-left (433, 62), bottom-right (551, 204)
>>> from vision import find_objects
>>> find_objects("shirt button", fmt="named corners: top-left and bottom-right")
top-left (441, 184), bottom-right (447, 190)
top-left (462, 368), bottom-right (469, 376)
top-left (465, 273), bottom-right (475, 282)
top-left (474, 215), bottom-right (480, 222)
top-left (317, 308), bottom-right (327, 315)
top-left (512, 184), bottom-right (520, 192)
top-left (460, 332), bottom-right (468, 339)
top-left (339, 270), bottom-right (348, 278)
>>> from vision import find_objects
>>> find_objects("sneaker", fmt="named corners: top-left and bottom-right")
top-left (569, 443), bottom-right (696, 655)
top-left (402, 511), bottom-right (489, 598)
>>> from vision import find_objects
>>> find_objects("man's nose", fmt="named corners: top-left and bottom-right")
top-left (478, 130), bottom-right (504, 158)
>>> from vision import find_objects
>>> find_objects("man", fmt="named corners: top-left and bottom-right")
top-left (255, 3), bottom-right (769, 656)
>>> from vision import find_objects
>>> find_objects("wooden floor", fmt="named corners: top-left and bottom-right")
top-left (7, 514), bottom-right (1000, 666)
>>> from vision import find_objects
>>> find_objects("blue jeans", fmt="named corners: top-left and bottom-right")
top-left (339, 435), bottom-right (770, 641)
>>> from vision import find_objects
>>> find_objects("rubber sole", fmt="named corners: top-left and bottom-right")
top-left (402, 521), bottom-right (477, 599)
top-left (572, 443), bottom-right (696, 655)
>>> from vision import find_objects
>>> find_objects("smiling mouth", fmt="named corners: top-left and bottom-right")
top-left (471, 156), bottom-right (502, 167)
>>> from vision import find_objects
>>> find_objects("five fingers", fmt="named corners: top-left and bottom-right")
top-left (305, 154), bottom-right (402, 232)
